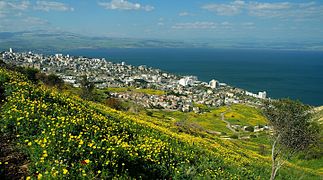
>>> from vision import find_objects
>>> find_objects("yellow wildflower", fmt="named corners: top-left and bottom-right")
top-left (37, 173), bottom-right (42, 179)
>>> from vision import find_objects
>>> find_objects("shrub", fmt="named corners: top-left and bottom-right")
top-left (230, 134), bottom-right (239, 139)
top-left (146, 111), bottom-right (153, 116)
top-left (245, 126), bottom-right (254, 132)
top-left (258, 144), bottom-right (266, 155)
top-left (105, 98), bottom-right (124, 110)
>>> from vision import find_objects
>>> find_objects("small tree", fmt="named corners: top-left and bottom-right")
top-left (263, 99), bottom-right (319, 180)
top-left (80, 75), bottom-right (95, 100)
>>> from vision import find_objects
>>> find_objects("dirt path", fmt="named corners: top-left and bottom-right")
top-left (220, 108), bottom-right (236, 133)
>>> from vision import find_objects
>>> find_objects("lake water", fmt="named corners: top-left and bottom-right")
top-left (61, 48), bottom-right (323, 106)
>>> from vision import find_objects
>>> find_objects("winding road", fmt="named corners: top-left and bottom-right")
top-left (220, 107), bottom-right (236, 133)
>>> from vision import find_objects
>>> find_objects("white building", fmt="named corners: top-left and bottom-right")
top-left (9, 48), bottom-right (13, 53)
top-left (258, 91), bottom-right (267, 99)
top-left (55, 54), bottom-right (63, 58)
top-left (246, 91), bottom-right (267, 99)
top-left (178, 76), bottom-right (197, 86)
top-left (209, 79), bottom-right (219, 89)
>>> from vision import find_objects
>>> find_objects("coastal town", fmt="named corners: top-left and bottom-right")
top-left (1, 48), bottom-right (267, 112)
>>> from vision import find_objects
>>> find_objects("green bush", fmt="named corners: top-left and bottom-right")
top-left (230, 134), bottom-right (239, 139)
top-left (245, 126), bottom-right (254, 132)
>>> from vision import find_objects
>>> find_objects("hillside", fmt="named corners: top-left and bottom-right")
top-left (314, 106), bottom-right (323, 124)
top-left (0, 67), bottom-right (321, 179)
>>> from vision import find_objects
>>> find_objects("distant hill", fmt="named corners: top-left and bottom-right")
top-left (1, 30), bottom-right (323, 52)
top-left (0, 30), bottom-right (198, 53)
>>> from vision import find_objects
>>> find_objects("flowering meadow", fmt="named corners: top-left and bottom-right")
top-left (0, 67), bottom-right (321, 179)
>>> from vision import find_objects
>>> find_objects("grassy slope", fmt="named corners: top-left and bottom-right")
top-left (148, 104), bottom-right (267, 136)
top-left (0, 68), bottom-right (321, 179)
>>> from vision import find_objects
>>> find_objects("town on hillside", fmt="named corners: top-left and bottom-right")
top-left (1, 48), bottom-right (267, 113)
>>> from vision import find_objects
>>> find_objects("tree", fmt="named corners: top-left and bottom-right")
top-left (46, 74), bottom-right (64, 88)
top-left (36, 73), bottom-right (64, 89)
top-left (262, 99), bottom-right (319, 180)
top-left (80, 75), bottom-right (95, 100)
top-left (20, 67), bottom-right (40, 83)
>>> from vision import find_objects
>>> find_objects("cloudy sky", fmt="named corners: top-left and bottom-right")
top-left (0, 0), bottom-right (323, 42)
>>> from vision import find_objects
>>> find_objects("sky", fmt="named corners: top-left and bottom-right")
top-left (0, 0), bottom-right (323, 42)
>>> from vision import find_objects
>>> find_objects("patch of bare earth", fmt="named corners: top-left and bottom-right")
top-left (0, 134), bottom-right (29, 180)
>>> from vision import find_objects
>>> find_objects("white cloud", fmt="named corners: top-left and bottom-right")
top-left (0, 1), bottom-right (30, 20)
top-left (0, 0), bottom-right (30, 11)
top-left (157, 22), bottom-right (164, 26)
top-left (143, 5), bottom-right (154, 11)
top-left (179, 12), bottom-right (191, 17)
top-left (23, 16), bottom-right (48, 25)
top-left (241, 22), bottom-right (255, 29)
top-left (221, 21), bottom-right (231, 26)
top-left (202, 1), bottom-right (323, 21)
top-left (201, 0), bottom-right (245, 16)
top-left (248, 2), bottom-right (323, 19)
top-left (172, 22), bottom-right (217, 30)
top-left (98, 0), bottom-right (154, 11)
top-left (0, 0), bottom-right (30, 15)
top-left (242, 22), bottom-right (254, 26)
top-left (248, 2), bottom-right (291, 11)
top-left (34, 1), bottom-right (74, 12)
top-left (0, 16), bottom-right (49, 32)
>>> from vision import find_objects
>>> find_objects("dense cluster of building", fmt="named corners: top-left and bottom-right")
top-left (1, 49), bottom-right (267, 112)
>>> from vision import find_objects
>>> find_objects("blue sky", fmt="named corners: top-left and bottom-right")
top-left (0, 0), bottom-right (323, 42)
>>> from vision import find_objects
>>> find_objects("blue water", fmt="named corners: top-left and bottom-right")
top-left (62, 48), bottom-right (323, 106)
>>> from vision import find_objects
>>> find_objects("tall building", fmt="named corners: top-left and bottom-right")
top-left (178, 76), bottom-right (197, 86)
top-left (209, 79), bottom-right (219, 89)
top-left (55, 54), bottom-right (63, 58)
top-left (258, 91), bottom-right (267, 99)
top-left (9, 48), bottom-right (13, 53)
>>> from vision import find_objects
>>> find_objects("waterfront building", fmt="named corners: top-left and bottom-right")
top-left (258, 91), bottom-right (267, 99)
top-left (209, 79), bottom-right (219, 89)
top-left (178, 76), bottom-right (197, 86)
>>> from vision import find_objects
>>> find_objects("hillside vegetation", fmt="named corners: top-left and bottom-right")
top-left (0, 67), bottom-right (321, 179)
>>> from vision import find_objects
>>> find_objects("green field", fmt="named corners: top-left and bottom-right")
top-left (147, 104), bottom-right (267, 136)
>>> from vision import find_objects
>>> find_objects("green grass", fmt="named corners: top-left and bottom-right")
top-left (149, 109), bottom-right (231, 134)
top-left (224, 104), bottom-right (268, 126)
